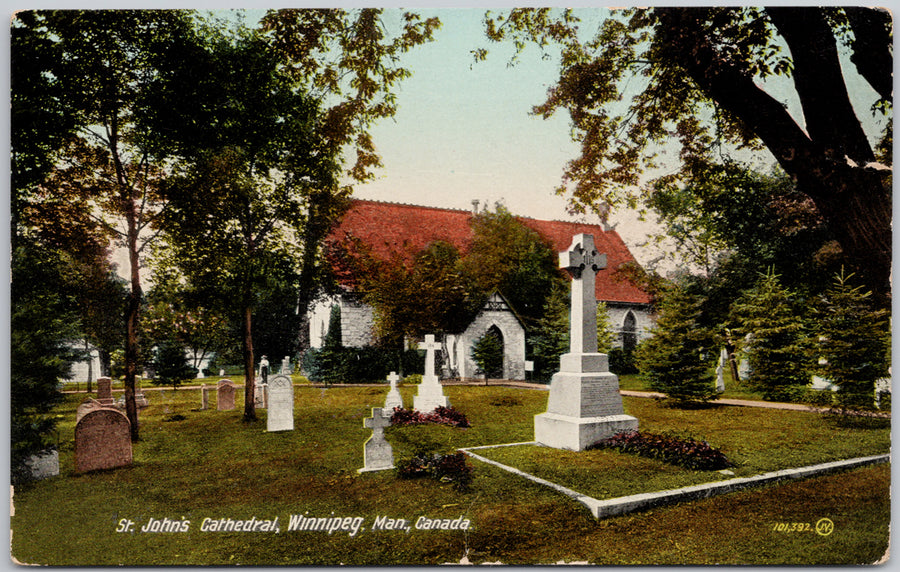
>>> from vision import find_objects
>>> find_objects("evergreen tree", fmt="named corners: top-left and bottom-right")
top-left (637, 282), bottom-right (718, 403)
top-left (811, 269), bottom-right (890, 410)
top-left (317, 305), bottom-right (345, 385)
top-left (731, 269), bottom-right (811, 401)
top-left (471, 329), bottom-right (504, 379)
top-left (152, 341), bottom-right (195, 391)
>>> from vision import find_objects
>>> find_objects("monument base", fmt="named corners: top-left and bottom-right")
top-left (534, 411), bottom-right (638, 451)
top-left (413, 375), bottom-right (450, 412)
top-left (357, 464), bottom-right (395, 474)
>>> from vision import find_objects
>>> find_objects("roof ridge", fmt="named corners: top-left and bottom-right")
top-left (351, 198), bottom-right (473, 215)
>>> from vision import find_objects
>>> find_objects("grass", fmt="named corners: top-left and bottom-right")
top-left (11, 385), bottom-right (890, 565)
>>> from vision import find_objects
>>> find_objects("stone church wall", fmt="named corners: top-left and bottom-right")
top-left (453, 310), bottom-right (526, 381)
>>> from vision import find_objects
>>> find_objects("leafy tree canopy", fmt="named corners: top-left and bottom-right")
top-left (481, 7), bottom-right (891, 297)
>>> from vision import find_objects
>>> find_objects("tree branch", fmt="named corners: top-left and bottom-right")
top-left (844, 7), bottom-right (893, 103)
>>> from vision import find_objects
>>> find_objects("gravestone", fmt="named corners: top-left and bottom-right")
top-left (200, 384), bottom-right (209, 410)
top-left (534, 234), bottom-right (638, 451)
top-left (281, 356), bottom-right (292, 375)
top-left (96, 377), bottom-right (114, 405)
top-left (358, 407), bottom-right (394, 473)
top-left (217, 379), bottom-right (237, 411)
top-left (219, 369), bottom-right (225, 377)
top-left (76, 398), bottom-right (106, 423)
top-left (413, 335), bottom-right (450, 413)
top-left (24, 449), bottom-right (59, 480)
top-left (74, 408), bottom-right (133, 473)
top-left (383, 371), bottom-right (404, 418)
top-left (266, 375), bottom-right (294, 432)
top-left (254, 382), bottom-right (268, 409)
top-left (134, 379), bottom-right (150, 408)
top-left (716, 348), bottom-right (727, 392)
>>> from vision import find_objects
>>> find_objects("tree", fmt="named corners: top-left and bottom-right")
top-left (482, 7), bottom-right (891, 298)
top-left (260, 9), bottom-right (441, 183)
top-left (636, 282), bottom-right (718, 403)
top-left (471, 329), bottom-right (504, 380)
top-left (19, 10), bottom-right (201, 440)
top-left (811, 270), bottom-right (891, 410)
top-left (352, 241), bottom-right (471, 348)
top-left (151, 28), bottom-right (346, 420)
top-left (11, 241), bottom-right (81, 481)
top-left (152, 341), bottom-right (195, 391)
top-left (462, 205), bottom-right (564, 325)
top-left (730, 270), bottom-right (811, 401)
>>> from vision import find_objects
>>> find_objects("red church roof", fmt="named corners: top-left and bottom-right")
top-left (328, 199), bottom-right (652, 305)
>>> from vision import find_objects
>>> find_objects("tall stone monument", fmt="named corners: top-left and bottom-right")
top-left (413, 335), bottom-right (450, 413)
top-left (534, 234), bottom-right (638, 451)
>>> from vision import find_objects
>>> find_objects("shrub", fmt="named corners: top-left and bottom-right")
top-left (609, 346), bottom-right (638, 375)
top-left (390, 406), bottom-right (470, 428)
top-left (396, 451), bottom-right (474, 491)
top-left (590, 430), bottom-right (734, 471)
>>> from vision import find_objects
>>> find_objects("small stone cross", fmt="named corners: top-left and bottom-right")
top-left (364, 407), bottom-right (391, 438)
top-left (388, 371), bottom-right (400, 389)
top-left (560, 234), bottom-right (607, 354)
top-left (419, 334), bottom-right (440, 379)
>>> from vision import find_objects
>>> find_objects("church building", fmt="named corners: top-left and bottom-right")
top-left (308, 199), bottom-right (655, 380)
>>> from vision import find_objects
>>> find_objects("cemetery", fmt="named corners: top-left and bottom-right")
top-left (10, 232), bottom-right (891, 565)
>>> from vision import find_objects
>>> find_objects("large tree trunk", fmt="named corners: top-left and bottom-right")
top-left (658, 7), bottom-right (892, 300)
top-left (123, 199), bottom-right (141, 441)
top-left (242, 304), bottom-right (257, 422)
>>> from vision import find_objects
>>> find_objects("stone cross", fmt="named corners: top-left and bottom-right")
top-left (420, 335), bottom-right (440, 378)
top-left (559, 234), bottom-right (607, 355)
top-left (413, 334), bottom-right (450, 412)
top-left (383, 371), bottom-right (404, 417)
top-left (359, 407), bottom-right (394, 472)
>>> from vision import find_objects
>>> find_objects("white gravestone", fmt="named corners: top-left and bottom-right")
top-left (281, 356), bottom-right (292, 375)
top-left (358, 407), bottom-right (394, 473)
top-left (383, 371), bottom-right (404, 418)
top-left (534, 234), bottom-right (638, 451)
top-left (254, 381), bottom-right (268, 409)
top-left (413, 334), bottom-right (450, 413)
top-left (266, 375), bottom-right (294, 432)
top-left (200, 384), bottom-right (209, 410)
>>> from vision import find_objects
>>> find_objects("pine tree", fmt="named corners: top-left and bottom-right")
top-left (152, 341), bottom-right (195, 391)
top-left (636, 283), bottom-right (718, 403)
top-left (731, 269), bottom-right (810, 401)
top-left (318, 304), bottom-right (345, 386)
top-left (812, 269), bottom-right (890, 410)
top-left (471, 329), bottom-right (504, 379)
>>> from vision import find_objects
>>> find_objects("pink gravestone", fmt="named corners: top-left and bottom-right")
top-left (217, 379), bottom-right (237, 411)
top-left (75, 409), bottom-right (133, 473)
top-left (96, 377), bottom-right (114, 405)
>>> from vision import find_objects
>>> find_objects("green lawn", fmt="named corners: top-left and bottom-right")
top-left (11, 385), bottom-right (890, 565)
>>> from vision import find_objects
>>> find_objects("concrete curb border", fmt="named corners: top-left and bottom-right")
top-left (459, 443), bottom-right (890, 520)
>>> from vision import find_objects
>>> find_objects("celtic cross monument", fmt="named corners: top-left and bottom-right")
top-left (534, 234), bottom-right (638, 450)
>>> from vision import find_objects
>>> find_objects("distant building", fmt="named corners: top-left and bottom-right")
top-left (309, 200), bottom-right (655, 379)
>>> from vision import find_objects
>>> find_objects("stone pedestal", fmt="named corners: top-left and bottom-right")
top-left (534, 353), bottom-right (637, 451)
top-left (413, 380), bottom-right (449, 413)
